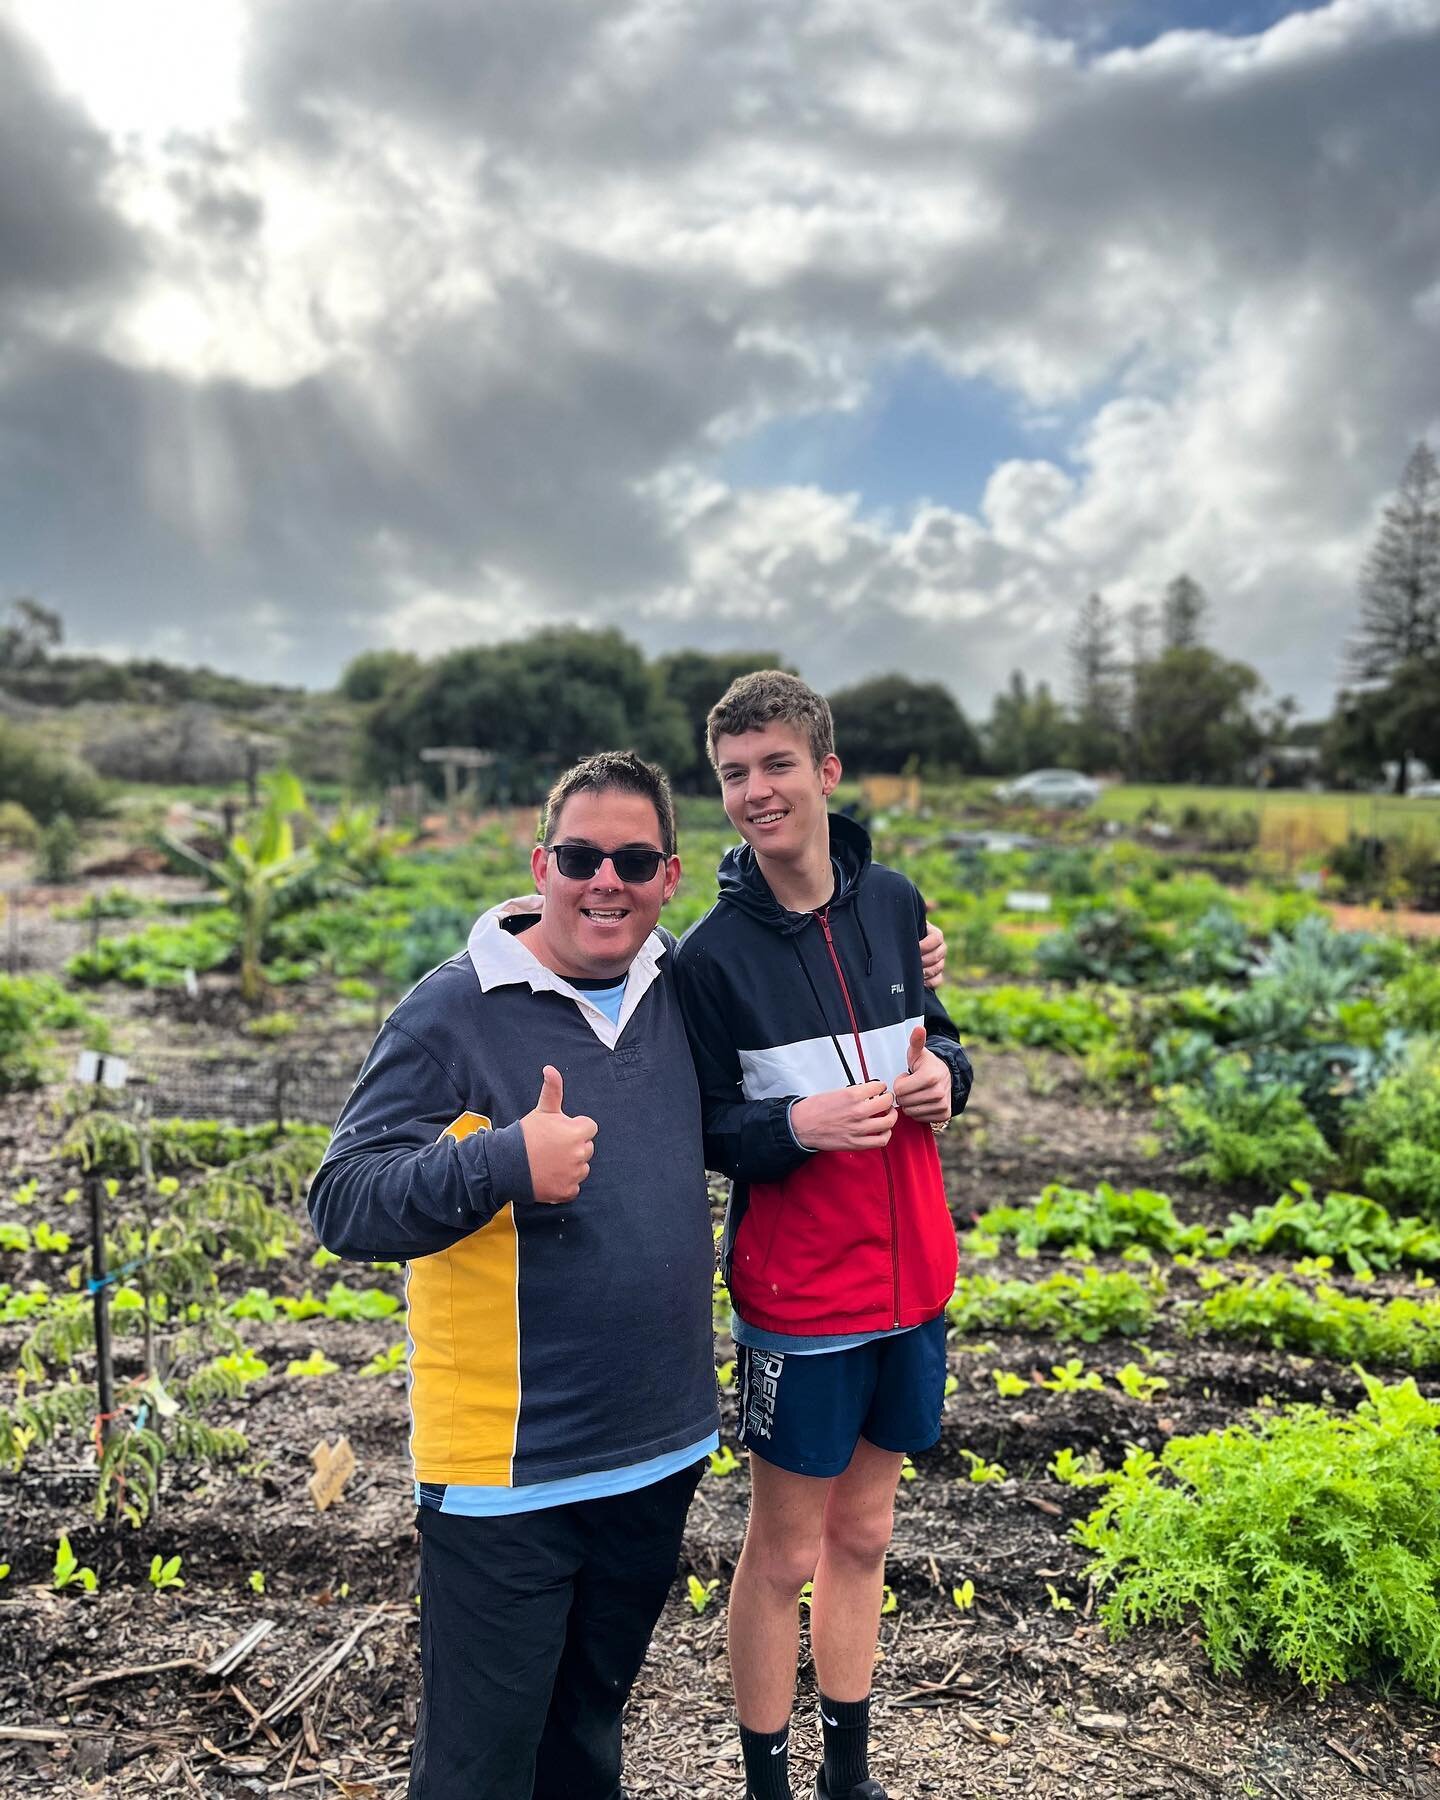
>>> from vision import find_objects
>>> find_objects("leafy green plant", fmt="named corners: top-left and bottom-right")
top-left (36, 812), bottom-right (80, 884)
top-left (944, 984), bottom-right (1121, 1055)
top-left (360, 1342), bottom-right (407, 1377)
top-left (991, 1369), bottom-right (1028, 1397)
top-left (248, 1569), bottom-right (266, 1594)
top-left (1213, 1180), bottom-right (1440, 1272)
top-left (1036, 905), bottom-right (1171, 987)
top-left (1114, 1362), bottom-right (1169, 1402)
top-left (961, 1450), bottom-right (1007, 1483)
top-left (148, 1553), bottom-right (185, 1591)
top-left (975, 1182), bottom-right (1205, 1256)
top-left (708, 1445), bottom-right (740, 1478)
top-left (52, 1534), bottom-right (97, 1593)
top-left (1040, 1358), bottom-right (1104, 1393)
top-left (1075, 1373), bottom-right (1440, 1697)
top-left (286, 1349), bottom-right (339, 1377)
top-left (686, 1575), bottom-right (719, 1615)
top-left (165, 771), bottom-right (324, 1002)
top-left (1160, 1054), bottom-right (1334, 1189)
top-left (952, 1579), bottom-right (975, 1610)
top-left (1191, 1274), bottom-right (1440, 1368)
top-left (1050, 1447), bottom-right (1108, 1488)
top-left (1342, 1040), bottom-right (1440, 1216)
top-left (947, 1267), bottom-right (1164, 1343)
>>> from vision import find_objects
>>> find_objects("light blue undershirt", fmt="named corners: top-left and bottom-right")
top-left (421, 1431), bottom-right (720, 1517)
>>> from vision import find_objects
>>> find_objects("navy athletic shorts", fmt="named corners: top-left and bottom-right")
top-left (735, 1314), bottom-right (948, 1478)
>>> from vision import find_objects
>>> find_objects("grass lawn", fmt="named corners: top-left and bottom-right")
top-left (1095, 784), bottom-right (1440, 849)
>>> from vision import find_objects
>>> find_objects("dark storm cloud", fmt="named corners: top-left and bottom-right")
top-left (0, 20), bottom-right (140, 304)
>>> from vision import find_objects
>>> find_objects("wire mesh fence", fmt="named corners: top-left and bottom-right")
top-left (120, 1049), bottom-right (359, 1127)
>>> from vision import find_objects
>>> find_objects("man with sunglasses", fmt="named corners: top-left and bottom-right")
top-left (310, 749), bottom-right (947, 1800)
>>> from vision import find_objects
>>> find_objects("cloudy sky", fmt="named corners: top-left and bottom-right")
top-left (2, 0), bottom-right (1438, 720)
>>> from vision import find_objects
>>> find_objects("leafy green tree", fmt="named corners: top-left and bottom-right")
top-left (984, 671), bottom-right (1072, 774)
top-left (655, 649), bottom-right (791, 788)
top-left (0, 598), bottom-right (63, 672)
top-left (337, 649), bottom-right (421, 703)
top-left (1160, 574), bottom-right (1208, 653)
top-left (1131, 648), bottom-right (1264, 783)
top-left (1068, 593), bottom-right (1126, 773)
top-left (1343, 442), bottom-right (1440, 792)
top-left (827, 674), bottom-right (981, 774)
top-left (1327, 655), bottom-right (1440, 790)
top-left (363, 628), bottom-right (690, 794)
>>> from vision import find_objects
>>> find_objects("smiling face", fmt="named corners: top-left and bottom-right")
top-left (713, 719), bottom-right (841, 870)
top-left (527, 787), bottom-right (681, 981)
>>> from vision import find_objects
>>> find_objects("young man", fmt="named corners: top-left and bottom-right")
top-left (672, 673), bottom-right (972, 1800)
top-left (310, 752), bottom-right (720, 1800)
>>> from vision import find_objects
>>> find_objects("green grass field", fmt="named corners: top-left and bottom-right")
top-left (912, 778), bottom-right (1440, 849)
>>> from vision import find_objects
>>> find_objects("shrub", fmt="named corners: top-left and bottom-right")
top-left (1075, 1373), bottom-right (1440, 1697)
top-left (1342, 1041), bottom-right (1440, 1216)
top-left (0, 801), bottom-right (39, 849)
top-left (0, 974), bottom-right (99, 1092)
top-left (1160, 1054), bottom-right (1334, 1189)
top-left (35, 813), bottom-right (79, 883)
top-left (1035, 906), bottom-right (1171, 987)
top-left (0, 719), bottom-right (106, 822)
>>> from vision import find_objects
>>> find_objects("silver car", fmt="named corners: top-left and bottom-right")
top-left (993, 768), bottom-right (1101, 809)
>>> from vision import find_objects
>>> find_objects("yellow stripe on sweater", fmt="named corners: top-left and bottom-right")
top-left (408, 1111), bottom-right (522, 1485)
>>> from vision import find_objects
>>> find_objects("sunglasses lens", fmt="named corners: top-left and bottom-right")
top-left (552, 845), bottom-right (663, 882)
top-left (613, 850), bottom-right (663, 882)
top-left (553, 845), bottom-right (603, 879)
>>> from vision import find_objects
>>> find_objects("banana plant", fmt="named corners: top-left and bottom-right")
top-left (166, 771), bottom-right (319, 1002)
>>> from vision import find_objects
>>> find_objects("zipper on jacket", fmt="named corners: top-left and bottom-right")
top-left (816, 908), bottom-right (902, 1328)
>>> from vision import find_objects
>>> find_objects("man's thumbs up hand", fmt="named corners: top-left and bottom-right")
top-left (892, 1026), bottom-right (952, 1127)
top-left (521, 1065), bottom-right (597, 1203)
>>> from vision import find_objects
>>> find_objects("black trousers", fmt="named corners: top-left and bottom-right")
top-left (409, 1461), bottom-right (704, 1800)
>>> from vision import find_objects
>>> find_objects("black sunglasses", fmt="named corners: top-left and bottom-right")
top-left (550, 842), bottom-right (667, 883)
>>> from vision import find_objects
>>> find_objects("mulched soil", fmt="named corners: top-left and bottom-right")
top-left (3, 1053), bottom-right (1440, 1799)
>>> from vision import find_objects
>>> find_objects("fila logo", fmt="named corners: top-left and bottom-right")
top-left (891, 983), bottom-right (905, 995)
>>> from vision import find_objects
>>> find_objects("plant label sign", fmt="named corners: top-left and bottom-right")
top-left (73, 1051), bottom-right (129, 1089)
top-left (308, 1436), bottom-right (357, 1512)
top-left (1004, 891), bottom-right (1052, 913)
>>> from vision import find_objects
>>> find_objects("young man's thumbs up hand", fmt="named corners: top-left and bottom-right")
top-left (521, 1065), bottom-right (598, 1203)
top-left (892, 1026), bottom-right (952, 1127)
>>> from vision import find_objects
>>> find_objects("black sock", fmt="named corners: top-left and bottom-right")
top-left (818, 1691), bottom-right (870, 1796)
top-left (739, 1720), bottom-right (792, 1800)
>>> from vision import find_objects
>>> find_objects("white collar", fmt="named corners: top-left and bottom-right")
top-left (465, 895), bottom-right (667, 1049)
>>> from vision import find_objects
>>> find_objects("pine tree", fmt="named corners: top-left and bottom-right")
top-left (1068, 593), bottom-right (1125, 772)
top-left (1161, 575), bottom-right (1208, 653)
top-left (1347, 442), bottom-right (1440, 681)
top-left (1344, 442), bottom-right (1440, 794)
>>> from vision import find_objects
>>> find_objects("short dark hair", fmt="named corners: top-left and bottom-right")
top-left (706, 669), bottom-right (835, 770)
top-left (540, 750), bottom-right (677, 857)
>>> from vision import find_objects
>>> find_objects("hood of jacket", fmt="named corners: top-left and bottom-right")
top-left (715, 812), bottom-right (873, 935)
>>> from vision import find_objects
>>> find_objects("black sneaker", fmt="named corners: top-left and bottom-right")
top-left (814, 1776), bottom-right (888, 1800)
